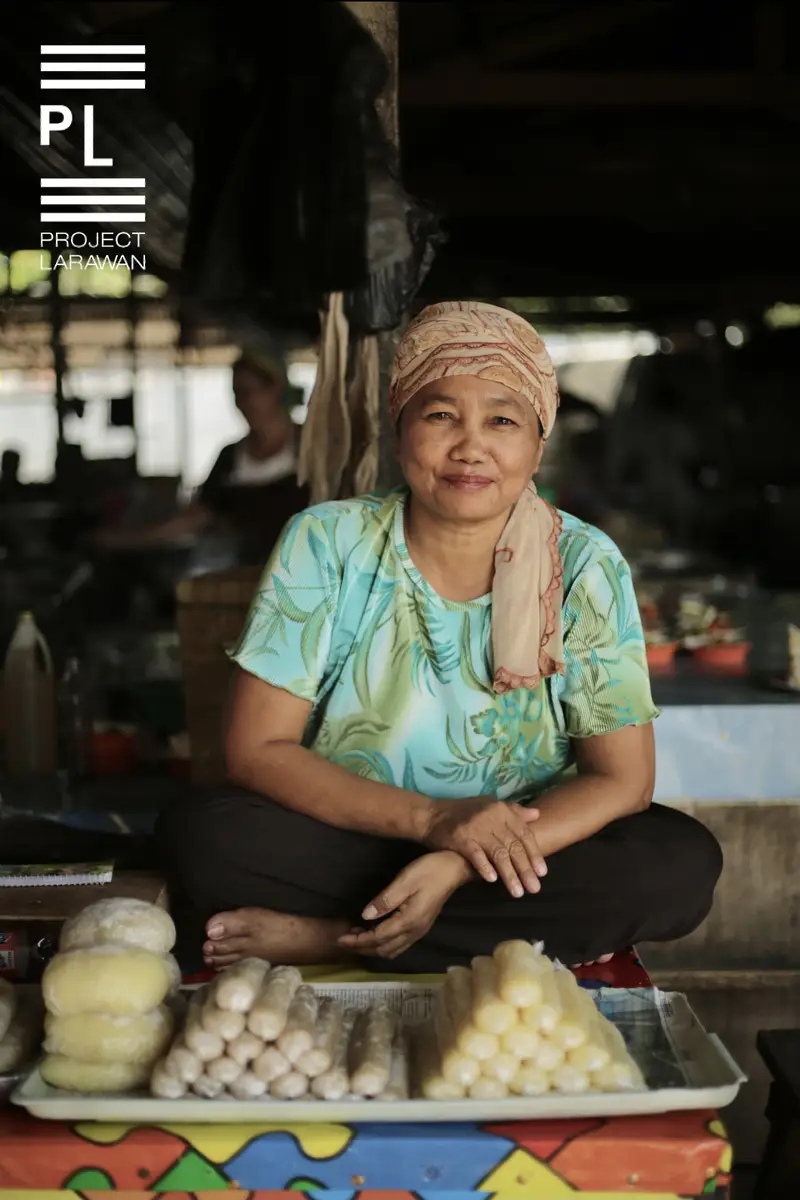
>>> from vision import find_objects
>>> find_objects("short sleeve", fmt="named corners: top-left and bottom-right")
top-left (558, 551), bottom-right (659, 738)
top-left (229, 510), bottom-right (342, 702)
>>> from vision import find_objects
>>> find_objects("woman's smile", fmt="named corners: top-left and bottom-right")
top-left (440, 473), bottom-right (495, 490)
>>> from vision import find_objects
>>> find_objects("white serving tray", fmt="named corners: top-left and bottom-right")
top-left (12, 983), bottom-right (746, 1123)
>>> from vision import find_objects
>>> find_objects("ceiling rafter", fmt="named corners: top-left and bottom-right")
top-left (402, 70), bottom-right (800, 108)
top-left (485, 1), bottom-right (668, 68)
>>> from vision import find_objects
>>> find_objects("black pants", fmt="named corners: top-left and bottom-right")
top-left (157, 788), bottom-right (722, 973)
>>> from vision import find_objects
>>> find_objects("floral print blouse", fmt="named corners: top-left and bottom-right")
top-left (230, 487), bottom-right (659, 803)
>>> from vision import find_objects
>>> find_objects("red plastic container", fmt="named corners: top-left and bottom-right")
top-left (89, 728), bottom-right (138, 775)
top-left (646, 642), bottom-right (678, 672)
top-left (692, 642), bottom-right (750, 674)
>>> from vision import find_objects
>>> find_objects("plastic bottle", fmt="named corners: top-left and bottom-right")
top-left (2, 611), bottom-right (57, 777)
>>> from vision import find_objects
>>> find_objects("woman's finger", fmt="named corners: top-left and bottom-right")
top-left (521, 826), bottom-right (548, 877)
top-left (342, 929), bottom-right (411, 958)
top-left (378, 935), bottom-right (415, 959)
top-left (361, 877), bottom-right (413, 921)
top-left (370, 909), bottom-right (416, 942)
top-left (508, 808), bottom-right (547, 876)
top-left (508, 838), bottom-right (540, 893)
top-left (340, 909), bottom-right (410, 949)
top-left (520, 806), bottom-right (540, 822)
top-left (465, 842), bottom-right (499, 884)
top-left (338, 928), bottom-right (381, 950)
top-left (489, 846), bottom-right (525, 898)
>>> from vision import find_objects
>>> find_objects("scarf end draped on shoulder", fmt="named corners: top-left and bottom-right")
top-left (491, 482), bottom-right (564, 694)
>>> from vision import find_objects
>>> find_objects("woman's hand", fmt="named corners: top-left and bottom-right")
top-left (337, 851), bottom-right (471, 961)
top-left (419, 797), bottom-right (546, 897)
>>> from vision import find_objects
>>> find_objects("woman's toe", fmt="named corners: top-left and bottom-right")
top-left (208, 953), bottom-right (244, 970)
top-left (205, 909), bottom-right (250, 940)
top-left (208, 934), bottom-right (249, 958)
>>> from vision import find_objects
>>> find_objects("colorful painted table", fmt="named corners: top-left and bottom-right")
top-left (0, 953), bottom-right (732, 1199)
top-left (0, 1107), bottom-right (732, 1199)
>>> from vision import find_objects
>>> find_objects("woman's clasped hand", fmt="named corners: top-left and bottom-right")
top-left (420, 795), bottom-right (546, 897)
top-left (338, 851), bottom-right (469, 960)
top-left (339, 797), bottom-right (547, 960)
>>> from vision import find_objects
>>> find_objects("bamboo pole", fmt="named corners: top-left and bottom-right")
top-left (342, 2), bottom-right (403, 489)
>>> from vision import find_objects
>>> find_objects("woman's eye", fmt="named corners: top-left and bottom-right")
top-left (426, 411), bottom-right (453, 421)
top-left (491, 416), bottom-right (517, 427)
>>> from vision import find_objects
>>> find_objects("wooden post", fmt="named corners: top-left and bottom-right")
top-left (343, 1), bottom-right (403, 489)
top-left (343, 2), bottom-right (398, 148)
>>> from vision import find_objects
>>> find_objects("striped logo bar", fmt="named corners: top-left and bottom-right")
top-left (39, 178), bottom-right (146, 222)
top-left (40, 44), bottom-right (145, 89)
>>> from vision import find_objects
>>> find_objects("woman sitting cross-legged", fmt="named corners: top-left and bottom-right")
top-left (159, 301), bottom-right (722, 973)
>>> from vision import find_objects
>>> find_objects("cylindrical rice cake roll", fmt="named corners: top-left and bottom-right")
top-left (44, 1005), bottom-right (173, 1065)
top-left (59, 898), bottom-right (175, 956)
top-left (42, 945), bottom-right (172, 1016)
top-left (41, 1054), bottom-right (151, 1093)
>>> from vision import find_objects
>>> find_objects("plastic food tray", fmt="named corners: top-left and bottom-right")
top-left (12, 983), bottom-right (746, 1123)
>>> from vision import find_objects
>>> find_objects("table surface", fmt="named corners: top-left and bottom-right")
top-left (0, 1105), bottom-right (732, 1196)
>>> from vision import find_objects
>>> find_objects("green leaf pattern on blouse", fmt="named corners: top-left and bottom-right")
top-left (230, 488), bottom-right (658, 803)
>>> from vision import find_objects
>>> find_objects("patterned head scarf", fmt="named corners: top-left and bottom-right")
top-left (389, 300), bottom-right (564, 694)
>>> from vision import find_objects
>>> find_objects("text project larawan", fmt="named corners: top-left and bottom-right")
top-left (39, 230), bottom-right (146, 272)
top-left (39, 43), bottom-right (147, 270)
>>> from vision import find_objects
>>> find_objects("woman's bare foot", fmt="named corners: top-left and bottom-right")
top-left (571, 953), bottom-right (615, 968)
top-left (203, 908), bottom-right (350, 969)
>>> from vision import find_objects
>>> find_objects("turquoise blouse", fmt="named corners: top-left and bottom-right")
top-left (230, 488), bottom-right (659, 803)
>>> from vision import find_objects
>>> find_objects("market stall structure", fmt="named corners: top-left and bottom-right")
top-left (0, 0), bottom-right (799, 1190)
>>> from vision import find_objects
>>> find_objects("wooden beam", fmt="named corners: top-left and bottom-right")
top-left (342, 1), bottom-right (403, 492)
top-left (409, 172), bottom-right (800, 216)
top-left (418, 254), bottom-right (800, 301)
top-left (409, 2), bottom-right (666, 77)
top-left (756, 2), bottom-right (785, 74)
top-left (84, 1), bottom-right (171, 27)
top-left (344, 1), bottom-right (398, 147)
top-left (486, 2), bottom-right (667, 68)
top-left (402, 70), bottom-right (800, 108)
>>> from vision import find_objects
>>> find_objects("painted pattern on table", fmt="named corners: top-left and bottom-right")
top-left (0, 1110), bottom-right (732, 1198)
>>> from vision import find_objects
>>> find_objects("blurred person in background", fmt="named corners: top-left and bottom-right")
top-left (0, 449), bottom-right (23, 500)
top-left (92, 347), bottom-right (309, 566)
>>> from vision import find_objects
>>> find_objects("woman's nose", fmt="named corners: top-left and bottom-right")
top-left (451, 428), bottom-right (487, 462)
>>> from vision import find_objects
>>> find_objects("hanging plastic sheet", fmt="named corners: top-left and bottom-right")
top-left (178, 1), bottom-right (444, 335)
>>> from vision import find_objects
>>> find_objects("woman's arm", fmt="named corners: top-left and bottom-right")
top-left (525, 722), bottom-right (655, 858)
top-left (224, 668), bottom-right (545, 895)
top-left (93, 503), bottom-right (211, 550)
top-left (224, 667), bottom-right (434, 841)
top-left (93, 444), bottom-right (232, 551)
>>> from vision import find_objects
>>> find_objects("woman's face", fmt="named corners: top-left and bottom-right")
top-left (233, 366), bottom-right (282, 432)
top-left (398, 376), bottom-right (544, 523)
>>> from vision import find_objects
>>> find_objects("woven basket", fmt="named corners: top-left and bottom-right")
top-left (176, 566), bottom-right (262, 785)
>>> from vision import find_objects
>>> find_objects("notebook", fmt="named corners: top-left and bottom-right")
top-left (0, 862), bottom-right (114, 887)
